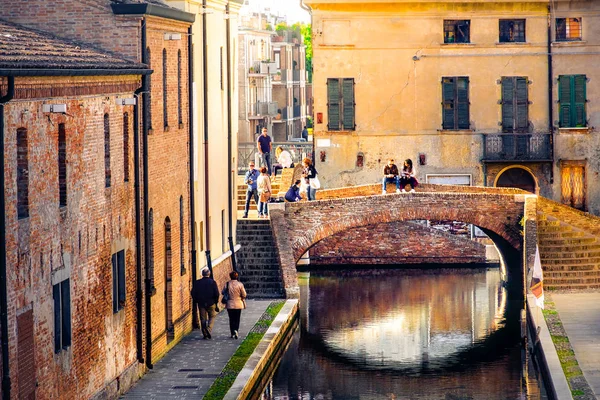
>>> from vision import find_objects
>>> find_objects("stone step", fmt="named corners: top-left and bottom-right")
top-left (540, 251), bottom-right (600, 260)
top-left (545, 270), bottom-right (600, 278)
top-left (539, 244), bottom-right (600, 252)
top-left (541, 237), bottom-right (598, 246)
top-left (542, 264), bottom-right (599, 272)
top-left (542, 257), bottom-right (600, 265)
top-left (545, 282), bottom-right (600, 291)
top-left (538, 226), bottom-right (573, 233)
top-left (538, 231), bottom-right (586, 239)
top-left (544, 276), bottom-right (600, 285)
top-left (537, 220), bottom-right (562, 227)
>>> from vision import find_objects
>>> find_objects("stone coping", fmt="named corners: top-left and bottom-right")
top-left (527, 294), bottom-right (573, 400)
top-left (224, 299), bottom-right (299, 400)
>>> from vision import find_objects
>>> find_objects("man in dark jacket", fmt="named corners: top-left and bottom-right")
top-left (191, 268), bottom-right (220, 339)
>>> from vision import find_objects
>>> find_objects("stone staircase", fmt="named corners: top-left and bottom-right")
top-left (537, 206), bottom-right (600, 290)
top-left (236, 166), bottom-right (301, 211)
top-left (236, 219), bottom-right (285, 298)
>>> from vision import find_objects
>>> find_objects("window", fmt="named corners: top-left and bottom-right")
top-left (123, 113), bottom-right (130, 182)
top-left (148, 209), bottom-right (155, 288)
top-left (441, 77), bottom-right (470, 130)
top-left (327, 78), bottom-right (355, 131)
top-left (104, 114), bottom-right (111, 187)
top-left (147, 47), bottom-right (153, 130)
top-left (444, 20), bottom-right (470, 43)
top-left (53, 279), bottom-right (71, 352)
top-left (222, 209), bottom-right (226, 253)
top-left (112, 250), bottom-right (126, 313)
top-left (17, 128), bottom-right (29, 219)
top-left (180, 196), bottom-right (185, 275)
top-left (220, 46), bottom-right (224, 91)
top-left (177, 50), bottom-right (183, 125)
top-left (556, 18), bottom-right (582, 41)
top-left (561, 161), bottom-right (586, 210)
top-left (163, 48), bottom-right (168, 128)
top-left (559, 75), bottom-right (586, 128)
top-left (501, 77), bottom-right (529, 132)
top-left (58, 123), bottom-right (67, 206)
top-left (499, 19), bottom-right (525, 43)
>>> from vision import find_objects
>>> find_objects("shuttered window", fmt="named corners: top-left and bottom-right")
top-left (559, 75), bottom-right (586, 128)
top-left (442, 77), bottom-right (470, 130)
top-left (561, 162), bottom-right (586, 210)
top-left (501, 77), bottom-right (529, 132)
top-left (53, 279), bottom-right (71, 352)
top-left (112, 250), bottom-right (126, 313)
top-left (327, 78), bottom-right (355, 131)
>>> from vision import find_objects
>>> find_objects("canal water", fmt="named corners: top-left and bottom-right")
top-left (261, 267), bottom-right (543, 400)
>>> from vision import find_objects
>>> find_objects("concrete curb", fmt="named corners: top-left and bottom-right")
top-left (224, 299), bottom-right (299, 400)
top-left (527, 294), bottom-right (573, 400)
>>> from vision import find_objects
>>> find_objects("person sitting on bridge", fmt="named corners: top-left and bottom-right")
top-left (285, 180), bottom-right (302, 202)
top-left (382, 158), bottom-right (401, 194)
top-left (272, 146), bottom-right (294, 178)
top-left (399, 158), bottom-right (418, 193)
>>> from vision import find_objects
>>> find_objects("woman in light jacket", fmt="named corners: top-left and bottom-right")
top-left (256, 166), bottom-right (272, 218)
top-left (272, 146), bottom-right (294, 177)
top-left (223, 271), bottom-right (247, 339)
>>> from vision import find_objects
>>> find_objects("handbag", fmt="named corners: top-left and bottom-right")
top-left (309, 176), bottom-right (321, 190)
top-left (221, 282), bottom-right (230, 304)
top-left (260, 191), bottom-right (271, 202)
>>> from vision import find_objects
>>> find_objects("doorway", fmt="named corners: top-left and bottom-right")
top-left (495, 167), bottom-right (536, 193)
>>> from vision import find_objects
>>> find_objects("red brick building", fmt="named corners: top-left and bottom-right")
top-left (0, 0), bottom-right (196, 397)
top-left (0, 20), bottom-right (149, 399)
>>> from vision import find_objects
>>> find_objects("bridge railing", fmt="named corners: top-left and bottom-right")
top-left (238, 142), bottom-right (314, 175)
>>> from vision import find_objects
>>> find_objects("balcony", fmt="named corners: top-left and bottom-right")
top-left (292, 70), bottom-right (301, 81)
top-left (293, 105), bottom-right (302, 118)
top-left (249, 61), bottom-right (278, 75)
top-left (248, 101), bottom-right (278, 119)
top-left (482, 134), bottom-right (552, 162)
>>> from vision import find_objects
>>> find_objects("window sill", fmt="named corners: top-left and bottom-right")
top-left (441, 43), bottom-right (476, 47)
top-left (438, 129), bottom-right (475, 134)
top-left (495, 42), bottom-right (529, 46)
top-left (552, 40), bottom-right (586, 47)
top-left (558, 127), bottom-right (591, 134)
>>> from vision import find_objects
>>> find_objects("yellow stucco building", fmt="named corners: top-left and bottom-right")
top-left (306, 0), bottom-right (600, 215)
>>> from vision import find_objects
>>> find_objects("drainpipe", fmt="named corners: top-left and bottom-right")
top-left (140, 19), bottom-right (154, 370)
top-left (226, 1), bottom-right (237, 272)
top-left (188, 25), bottom-right (199, 328)
top-left (203, 0), bottom-right (212, 271)
top-left (134, 76), bottom-right (145, 364)
top-left (0, 75), bottom-right (15, 400)
top-left (547, 7), bottom-right (555, 184)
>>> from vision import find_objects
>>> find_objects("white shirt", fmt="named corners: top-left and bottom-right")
top-left (277, 150), bottom-right (293, 168)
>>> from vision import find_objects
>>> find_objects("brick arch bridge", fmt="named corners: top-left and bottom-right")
top-left (269, 184), bottom-right (536, 298)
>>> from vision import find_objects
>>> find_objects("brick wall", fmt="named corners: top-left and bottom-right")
top-left (3, 76), bottom-right (141, 399)
top-left (310, 221), bottom-right (486, 265)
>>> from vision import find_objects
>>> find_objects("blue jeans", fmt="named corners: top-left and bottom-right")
top-left (244, 189), bottom-right (258, 216)
top-left (307, 187), bottom-right (316, 201)
top-left (258, 201), bottom-right (269, 216)
top-left (261, 152), bottom-right (272, 175)
top-left (382, 176), bottom-right (400, 192)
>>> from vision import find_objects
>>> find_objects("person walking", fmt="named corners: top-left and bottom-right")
top-left (191, 268), bottom-right (220, 340)
top-left (257, 127), bottom-right (273, 175)
top-left (302, 157), bottom-right (319, 201)
top-left (381, 158), bottom-right (401, 194)
top-left (223, 271), bottom-right (247, 339)
top-left (399, 158), bottom-right (418, 193)
top-left (271, 146), bottom-right (293, 178)
top-left (257, 167), bottom-right (272, 218)
top-left (285, 179), bottom-right (302, 202)
top-left (242, 161), bottom-right (260, 218)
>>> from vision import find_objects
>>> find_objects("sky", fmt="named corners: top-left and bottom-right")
top-left (246, 0), bottom-right (310, 23)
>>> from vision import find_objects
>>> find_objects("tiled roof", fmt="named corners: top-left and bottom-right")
top-left (0, 19), bottom-right (147, 71)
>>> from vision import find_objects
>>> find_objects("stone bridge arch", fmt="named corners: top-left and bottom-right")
top-left (269, 191), bottom-right (530, 298)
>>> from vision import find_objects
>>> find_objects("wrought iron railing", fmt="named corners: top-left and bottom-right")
top-left (238, 142), bottom-right (314, 175)
top-left (482, 134), bottom-right (552, 161)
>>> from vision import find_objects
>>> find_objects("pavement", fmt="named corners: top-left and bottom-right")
top-left (552, 292), bottom-right (600, 398)
top-left (121, 299), bottom-right (272, 399)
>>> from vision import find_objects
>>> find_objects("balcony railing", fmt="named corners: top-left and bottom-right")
top-left (482, 134), bottom-right (552, 161)
top-left (238, 142), bottom-right (314, 175)
top-left (249, 61), bottom-right (278, 75)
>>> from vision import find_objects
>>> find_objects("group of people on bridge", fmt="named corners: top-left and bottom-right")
top-left (382, 158), bottom-right (419, 194)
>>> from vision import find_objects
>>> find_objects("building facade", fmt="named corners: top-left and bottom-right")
top-left (305, 0), bottom-right (600, 215)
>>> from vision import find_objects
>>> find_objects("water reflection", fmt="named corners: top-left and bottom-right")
top-left (263, 268), bottom-right (537, 400)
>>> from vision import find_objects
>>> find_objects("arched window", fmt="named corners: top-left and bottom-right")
top-left (104, 114), bottom-right (111, 187)
top-left (147, 47), bottom-right (152, 130)
top-left (163, 48), bottom-right (168, 128)
top-left (123, 112), bottom-right (130, 182)
top-left (17, 128), bottom-right (29, 218)
top-left (149, 208), bottom-right (155, 286)
top-left (179, 196), bottom-right (185, 275)
top-left (177, 49), bottom-right (183, 126)
top-left (58, 123), bottom-right (67, 206)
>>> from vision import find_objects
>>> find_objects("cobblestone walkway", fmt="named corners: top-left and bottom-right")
top-left (121, 299), bottom-right (272, 399)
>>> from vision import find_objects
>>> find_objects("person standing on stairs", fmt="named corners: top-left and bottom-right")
top-left (243, 161), bottom-right (260, 218)
top-left (223, 271), bottom-right (247, 339)
top-left (257, 167), bottom-right (272, 218)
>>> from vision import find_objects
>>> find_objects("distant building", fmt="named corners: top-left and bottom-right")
top-left (306, 0), bottom-right (600, 215)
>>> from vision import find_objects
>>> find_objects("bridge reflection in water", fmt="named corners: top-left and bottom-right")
top-left (262, 267), bottom-right (543, 400)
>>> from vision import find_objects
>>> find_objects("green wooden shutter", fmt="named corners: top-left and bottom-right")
top-left (442, 77), bottom-right (455, 129)
top-left (574, 75), bottom-right (586, 127)
top-left (559, 75), bottom-right (572, 127)
top-left (327, 78), bottom-right (340, 130)
top-left (456, 77), bottom-right (470, 129)
top-left (515, 77), bottom-right (529, 132)
top-left (342, 78), bottom-right (355, 130)
top-left (501, 77), bottom-right (515, 132)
